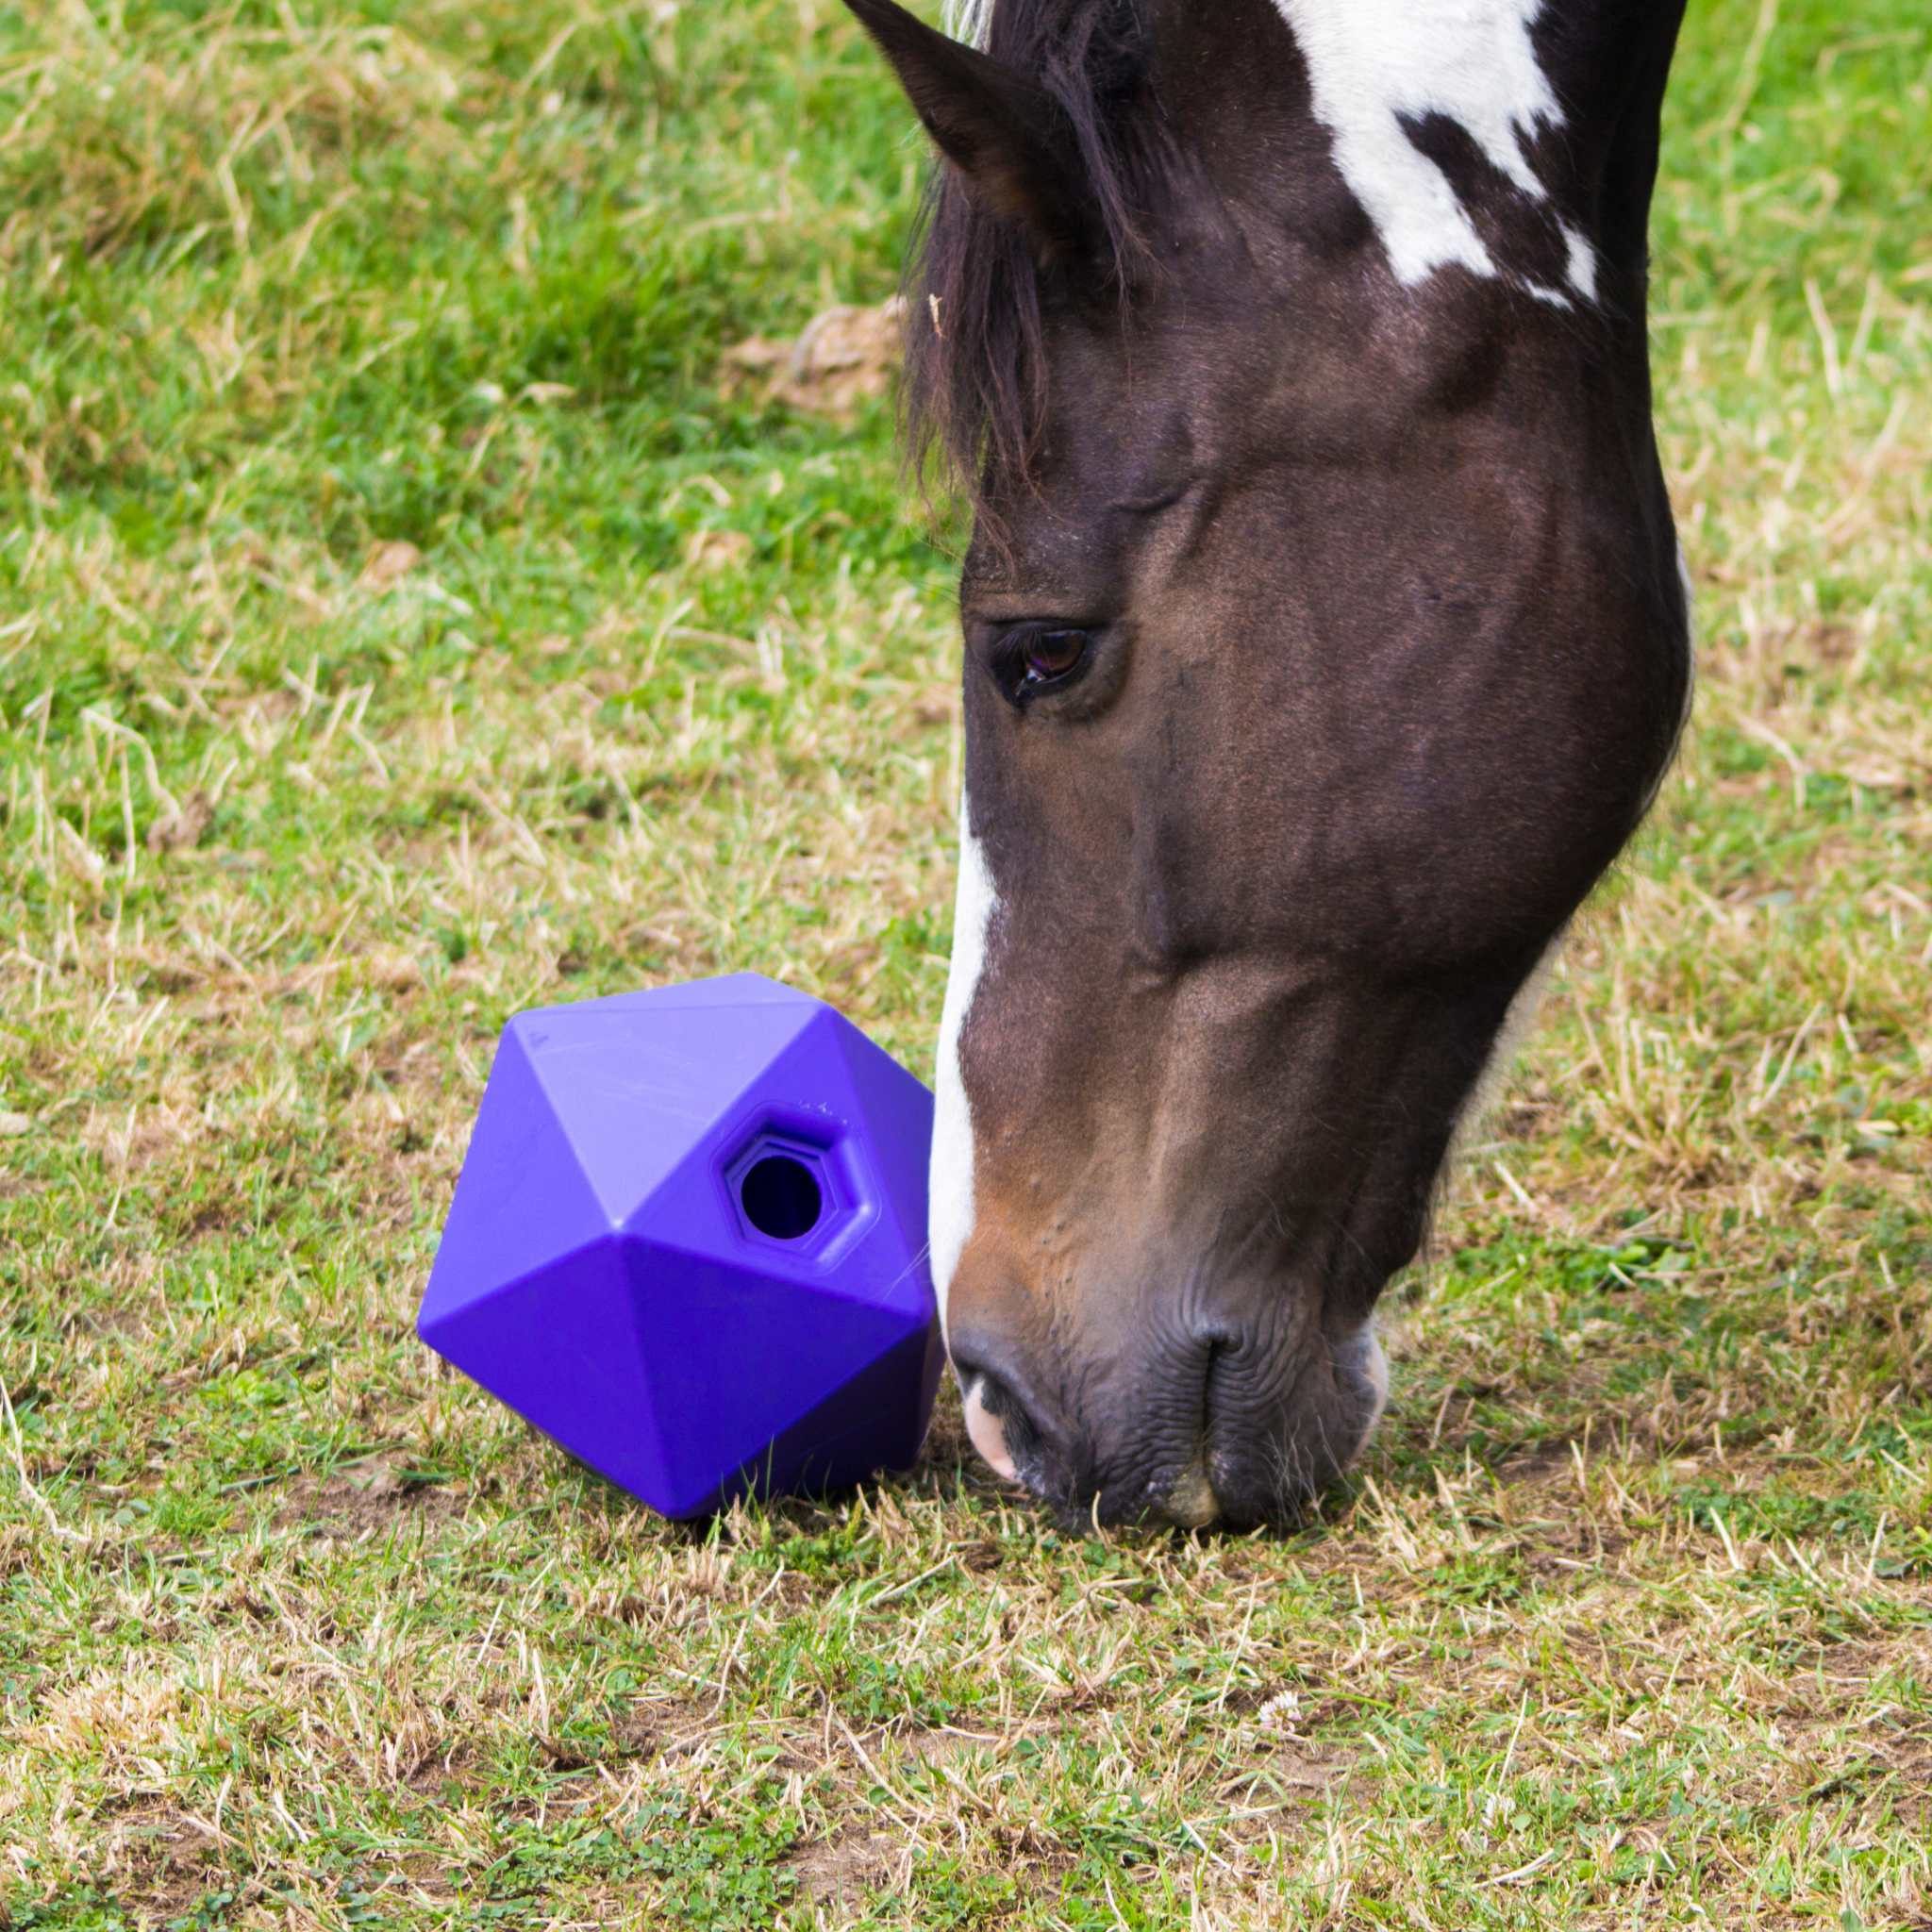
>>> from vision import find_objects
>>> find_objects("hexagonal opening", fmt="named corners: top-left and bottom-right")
top-left (723, 1126), bottom-right (862, 1259)
top-left (740, 1152), bottom-right (823, 1241)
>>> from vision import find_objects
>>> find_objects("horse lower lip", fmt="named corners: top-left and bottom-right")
top-left (962, 1377), bottom-right (1018, 1479)
top-left (1165, 1453), bottom-right (1221, 1528)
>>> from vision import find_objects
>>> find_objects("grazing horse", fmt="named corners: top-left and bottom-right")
top-left (843, 0), bottom-right (1691, 1527)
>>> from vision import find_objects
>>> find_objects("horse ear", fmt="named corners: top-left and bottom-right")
top-left (842, 0), bottom-right (1093, 262)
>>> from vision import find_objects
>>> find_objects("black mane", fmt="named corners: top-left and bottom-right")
top-left (902, 0), bottom-right (1164, 491)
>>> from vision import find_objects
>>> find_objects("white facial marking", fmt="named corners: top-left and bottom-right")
top-left (1560, 221), bottom-right (1599, 303)
top-left (1268, 0), bottom-right (1597, 300)
top-left (949, 2), bottom-right (1595, 301)
top-left (963, 1376), bottom-right (1018, 1479)
top-left (929, 792), bottom-right (998, 1341)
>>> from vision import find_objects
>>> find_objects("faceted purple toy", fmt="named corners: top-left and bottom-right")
top-left (418, 974), bottom-right (942, 1518)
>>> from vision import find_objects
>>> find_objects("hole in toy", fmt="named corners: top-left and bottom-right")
top-left (741, 1155), bottom-right (823, 1241)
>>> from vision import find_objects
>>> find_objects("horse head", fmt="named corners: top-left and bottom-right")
top-left (845, 0), bottom-right (1691, 1526)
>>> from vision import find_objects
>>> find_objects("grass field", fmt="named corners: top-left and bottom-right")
top-left (0, 0), bottom-right (1928, 1924)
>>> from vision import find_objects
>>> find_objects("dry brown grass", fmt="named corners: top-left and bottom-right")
top-left (0, 0), bottom-right (1928, 1926)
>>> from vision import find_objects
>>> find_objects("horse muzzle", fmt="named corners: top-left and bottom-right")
top-left (945, 1305), bottom-right (1389, 1530)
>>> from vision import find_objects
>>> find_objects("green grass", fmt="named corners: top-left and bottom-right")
top-left (0, 0), bottom-right (1928, 1925)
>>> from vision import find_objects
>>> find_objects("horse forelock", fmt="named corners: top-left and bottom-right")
top-left (905, 0), bottom-right (1168, 491)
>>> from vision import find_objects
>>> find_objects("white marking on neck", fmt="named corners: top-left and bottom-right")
top-left (1353, 1324), bottom-right (1391, 1436)
top-left (1674, 537), bottom-right (1698, 731)
top-left (1267, 0), bottom-right (1596, 301)
top-left (1618, 541), bottom-right (1695, 821)
top-left (1447, 927), bottom-right (1565, 1175)
top-left (929, 791), bottom-right (997, 1342)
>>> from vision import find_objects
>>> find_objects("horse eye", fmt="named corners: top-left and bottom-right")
top-left (1026, 630), bottom-right (1087, 679)
top-left (995, 625), bottom-right (1091, 702)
